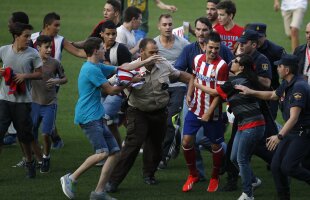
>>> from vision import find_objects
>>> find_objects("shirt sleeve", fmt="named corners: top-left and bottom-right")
top-left (216, 81), bottom-right (232, 100)
top-left (32, 50), bottom-right (43, 69)
top-left (116, 27), bottom-right (127, 45)
top-left (98, 64), bottom-right (116, 77)
top-left (117, 44), bottom-right (132, 65)
top-left (89, 21), bottom-right (103, 38)
top-left (174, 45), bottom-right (191, 72)
top-left (87, 66), bottom-right (108, 87)
top-left (216, 63), bottom-right (229, 86)
top-left (255, 55), bottom-right (272, 79)
top-left (289, 82), bottom-right (308, 109)
top-left (167, 61), bottom-right (181, 79)
top-left (56, 61), bottom-right (66, 79)
top-left (275, 80), bottom-right (286, 97)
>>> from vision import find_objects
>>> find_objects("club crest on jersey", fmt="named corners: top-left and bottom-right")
top-left (262, 64), bottom-right (268, 71)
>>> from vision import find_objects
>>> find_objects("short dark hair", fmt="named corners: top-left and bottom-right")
top-left (83, 37), bottom-right (102, 57)
top-left (158, 13), bottom-right (172, 22)
top-left (139, 38), bottom-right (156, 50)
top-left (284, 64), bottom-right (298, 75)
top-left (100, 20), bottom-right (117, 32)
top-left (123, 6), bottom-right (141, 22)
top-left (36, 35), bottom-right (52, 47)
top-left (11, 11), bottom-right (29, 24)
top-left (9, 22), bottom-right (33, 39)
top-left (106, 0), bottom-right (121, 13)
top-left (216, 0), bottom-right (236, 19)
top-left (207, 0), bottom-right (221, 5)
top-left (204, 31), bottom-right (221, 44)
top-left (43, 12), bottom-right (60, 28)
top-left (195, 17), bottom-right (212, 30)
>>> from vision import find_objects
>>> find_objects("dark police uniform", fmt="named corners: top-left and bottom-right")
top-left (272, 75), bottom-right (310, 196)
top-left (246, 23), bottom-right (286, 119)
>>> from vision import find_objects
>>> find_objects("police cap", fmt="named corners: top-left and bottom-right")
top-left (246, 23), bottom-right (267, 37)
top-left (237, 29), bottom-right (259, 44)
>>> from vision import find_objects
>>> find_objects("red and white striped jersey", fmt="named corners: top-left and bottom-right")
top-left (190, 54), bottom-right (228, 120)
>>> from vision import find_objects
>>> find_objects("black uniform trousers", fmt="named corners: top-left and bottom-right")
top-left (109, 106), bottom-right (167, 185)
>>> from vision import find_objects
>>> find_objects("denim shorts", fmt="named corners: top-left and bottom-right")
top-left (101, 95), bottom-right (123, 125)
top-left (80, 118), bottom-right (120, 154)
top-left (31, 103), bottom-right (57, 139)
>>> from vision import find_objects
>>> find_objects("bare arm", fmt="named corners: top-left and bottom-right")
top-left (177, 71), bottom-right (191, 84)
top-left (235, 85), bottom-right (279, 101)
top-left (119, 55), bottom-right (165, 71)
top-left (193, 78), bottom-right (218, 96)
top-left (266, 106), bottom-right (301, 151)
top-left (274, 0), bottom-right (280, 11)
top-left (101, 82), bottom-right (126, 96)
top-left (258, 76), bottom-right (271, 89)
top-left (63, 39), bottom-right (87, 58)
top-left (71, 40), bottom-right (86, 49)
top-left (14, 67), bottom-right (42, 84)
top-left (154, 0), bottom-right (177, 12)
top-left (186, 75), bottom-right (195, 107)
top-left (202, 96), bottom-right (221, 122)
top-left (46, 76), bottom-right (68, 88)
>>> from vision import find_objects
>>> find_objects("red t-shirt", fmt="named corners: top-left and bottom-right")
top-left (214, 24), bottom-right (244, 51)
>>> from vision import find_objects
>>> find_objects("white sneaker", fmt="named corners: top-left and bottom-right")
top-left (252, 177), bottom-right (262, 190)
top-left (238, 192), bottom-right (254, 200)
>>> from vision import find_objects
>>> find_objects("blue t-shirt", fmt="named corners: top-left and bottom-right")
top-left (74, 61), bottom-right (116, 124)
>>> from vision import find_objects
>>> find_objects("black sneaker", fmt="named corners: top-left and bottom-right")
top-left (25, 160), bottom-right (36, 178)
top-left (143, 176), bottom-right (157, 185)
top-left (40, 158), bottom-right (50, 173)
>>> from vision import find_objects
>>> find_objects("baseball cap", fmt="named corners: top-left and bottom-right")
top-left (274, 54), bottom-right (298, 66)
top-left (246, 23), bottom-right (267, 37)
top-left (237, 29), bottom-right (259, 44)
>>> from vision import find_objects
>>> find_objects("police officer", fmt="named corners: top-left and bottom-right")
top-left (246, 23), bottom-right (286, 119)
top-left (236, 54), bottom-right (310, 200)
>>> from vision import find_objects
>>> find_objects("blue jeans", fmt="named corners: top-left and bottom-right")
top-left (80, 118), bottom-right (120, 154)
top-left (231, 125), bottom-right (265, 197)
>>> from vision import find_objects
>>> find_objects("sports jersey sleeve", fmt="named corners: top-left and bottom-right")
top-left (219, 44), bottom-right (234, 64)
top-left (216, 63), bottom-right (229, 86)
top-left (255, 55), bottom-right (272, 79)
top-left (290, 82), bottom-right (308, 109)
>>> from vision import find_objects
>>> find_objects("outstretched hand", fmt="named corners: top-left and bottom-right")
top-left (266, 135), bottom-right (280, 151)
top-left (234, 84), bottom-right (253, 95)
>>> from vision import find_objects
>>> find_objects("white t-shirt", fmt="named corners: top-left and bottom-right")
top-left (281, 0), bottom-right (308, 11)
top-left (116, 25), bottom-right (136, 50)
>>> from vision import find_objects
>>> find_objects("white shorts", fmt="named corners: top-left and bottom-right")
top-left (281, 8), bottom-right (306, 36)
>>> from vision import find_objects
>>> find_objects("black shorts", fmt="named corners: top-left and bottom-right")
top-left (0, 100), bottom-right (33, 144)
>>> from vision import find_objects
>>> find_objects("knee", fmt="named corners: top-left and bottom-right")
top-left (182, 136), bottom-right (194, 148)
top-left (95, 152), bottom-right (109, 162)
top-left (110, 151), bottom-right (121, 161)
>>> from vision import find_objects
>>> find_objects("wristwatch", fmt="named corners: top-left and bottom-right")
top-left (277, 134), bottom-right (284, 140)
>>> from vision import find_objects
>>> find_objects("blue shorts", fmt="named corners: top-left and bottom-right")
top-left (80, 118), bottom-right (120, 154)
top-left (183, 111), bottom-right (224, 144)
top-left (31, 103), bottom-right (57, 140)
top-left (102, 95), bottom-right (123, 125)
